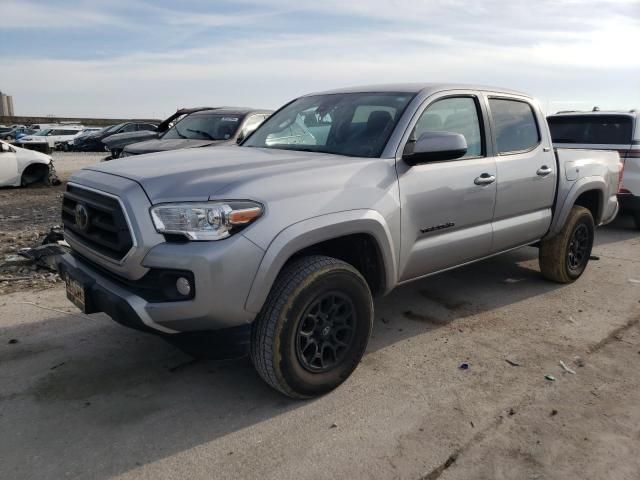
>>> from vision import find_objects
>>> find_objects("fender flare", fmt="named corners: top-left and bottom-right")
top-left (547, 176), bottom-right (605, 237)
top-left (244, 209), bottom-right (398, 314)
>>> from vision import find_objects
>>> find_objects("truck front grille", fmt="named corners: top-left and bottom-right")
top-left (62, 185), bottom-right (134, 261)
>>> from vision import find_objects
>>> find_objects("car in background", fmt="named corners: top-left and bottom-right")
top-left (0, 139), bottom-right (56, 187)
top-left (56, 127), bottom-right (103, 151)
top-left (17, 126), bottom-right (84, 153)
top-left (548, 110), bottom-right (640, 229)
top-left (119, 108), bottom-right (271, 158)
top-left (73, 122), bottom-right (159, 152)
top-left (0, 127), bottom-right (14, 136)
top-left (0, 126), bottom-right (37, 142)
top-left (103, 107), bottom-right (218, 159)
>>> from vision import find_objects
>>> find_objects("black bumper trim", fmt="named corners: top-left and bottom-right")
top-left (618, 193), bottom-right (640, 213)
top-left (56, 254), bottom-right (251, 358)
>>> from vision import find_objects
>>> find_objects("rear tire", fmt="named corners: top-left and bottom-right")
top-left (251, 255), bottom-right (373, 399)
top-left (539, 206), bottom-right (594, 283)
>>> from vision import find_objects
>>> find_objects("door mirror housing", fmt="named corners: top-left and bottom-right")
top-left (403, 131), bottom-right (467, 166)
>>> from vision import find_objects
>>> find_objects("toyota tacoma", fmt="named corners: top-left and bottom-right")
top-left (57, 84), bottom-right (621, 398)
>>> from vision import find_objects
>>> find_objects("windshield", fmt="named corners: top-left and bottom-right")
top-left (548, 115), bottom-right (633, 144)
top-left (34, 129), bottom-right (52, 136)
top-left (162, 113), bottom-right (242, 141)
top-left (102, 124), bottom-right (124, 134)
top-left (243, 92), bottom-right (414, 157)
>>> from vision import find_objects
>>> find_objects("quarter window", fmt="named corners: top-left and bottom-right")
top-left (489, 98), bottom-right (540, 154)
top-left (412, 97), bottom-right (484, 158)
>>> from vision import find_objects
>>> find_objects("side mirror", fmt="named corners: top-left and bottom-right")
top-left (403, 131), bottom-right (467, 166)
top-left (0, 143), bottom-right (14, 153)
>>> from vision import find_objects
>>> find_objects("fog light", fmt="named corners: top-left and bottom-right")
top-left (176, 277), bottom-right (192, 296)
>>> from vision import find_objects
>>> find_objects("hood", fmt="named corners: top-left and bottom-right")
top-left (102, 130), bottom-right (158, 149)
top-left (124, 138), bottom-right (223, 154)
top-left (83, 146), bottom-right (384, 204)
top-left (15, 144), bottom-right (51, 163)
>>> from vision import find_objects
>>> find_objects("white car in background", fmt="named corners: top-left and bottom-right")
top-left (17, 126), bottom-right (84, 149)
top-left (57, 127), bottom-right (103, 151)
top-left (0, 140), bottom-right (56, 187)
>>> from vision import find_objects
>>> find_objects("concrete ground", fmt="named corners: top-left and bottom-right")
top-left (0, 215), bottom-right (638, 480)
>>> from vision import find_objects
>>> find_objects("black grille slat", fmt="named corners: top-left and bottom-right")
top-left (62, 185), bottom-right (134, 261)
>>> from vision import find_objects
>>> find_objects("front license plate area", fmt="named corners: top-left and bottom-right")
top-left (65, 272), bottom-right (88, 313)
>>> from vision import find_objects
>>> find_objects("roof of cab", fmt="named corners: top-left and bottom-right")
top-left (306, 83), bottom-right (531, 98)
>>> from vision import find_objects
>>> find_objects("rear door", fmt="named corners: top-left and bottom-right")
top-left (396, 92), bottom-right (497, 281)
top-left (487, 96), bottom-right (556, 252)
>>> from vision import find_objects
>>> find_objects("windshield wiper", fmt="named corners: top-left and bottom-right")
top-left (172, 126), bottom-right (188, 139)
top-left (186, 128), bottom-right (215, 140)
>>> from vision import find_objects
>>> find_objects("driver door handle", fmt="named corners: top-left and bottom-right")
top-left (474, 173), bottom-right (496, 186)
top-left (537, 165), bottom-right (553, 176)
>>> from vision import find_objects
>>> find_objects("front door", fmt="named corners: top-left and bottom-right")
top-left (397, 94), bottom-right (497, 282)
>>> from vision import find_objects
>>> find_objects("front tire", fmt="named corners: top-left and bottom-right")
top-left (539, 206), bottom-right (594, 283)
top-left (251, 255), bottom-right (373, 398)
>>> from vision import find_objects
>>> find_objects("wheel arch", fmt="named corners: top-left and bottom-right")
top-left (547, 177), bottom-right (606, 238)
top-left (244, 210), bottom-right (398, 314)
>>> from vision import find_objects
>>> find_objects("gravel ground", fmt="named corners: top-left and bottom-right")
top-left (0, 152), bottom-right (103, 294)
top-left (0, 215), bottom-right (638, 480)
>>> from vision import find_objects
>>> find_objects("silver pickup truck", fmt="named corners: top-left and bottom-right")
top-left (57, 84), bottom-right (621, 398)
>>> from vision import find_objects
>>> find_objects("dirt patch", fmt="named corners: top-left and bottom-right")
top-left (0, 152), bottom-right (102, 294)
top-left (420, 290), bottom-right (471, 311)
top-left (403, 309), bottom-right (447, 324)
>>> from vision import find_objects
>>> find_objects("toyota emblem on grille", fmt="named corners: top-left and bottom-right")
top-left (74, 204), bottom-right (90, 231)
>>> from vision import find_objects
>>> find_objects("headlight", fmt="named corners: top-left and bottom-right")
top-left (150, 201), bottom-right (263, 240)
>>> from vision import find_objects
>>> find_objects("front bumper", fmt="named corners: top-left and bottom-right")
top-left (618, 193), bottom-right (640, 213)
top-left (58, 230), bottom-right (264, 335)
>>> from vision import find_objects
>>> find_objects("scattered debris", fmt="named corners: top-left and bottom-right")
top-left (545, 375), bottom-right (556, 382)
top-left (40, 225), bottom-right (65, 246)
top-left (559, 360), bottom-right (576, 375)
top-left (0, 276), bottom-right (32, 282)
top-left (19, 244), bottom-right (69, 272)
top-left (381, 317), bottom-right (389, 324)
top-left (50, 362), bottom-right (66, 370)
top-left (508, 408), bottom-right (516, 416)
top-left (330, 423), bottom-right (338, 429)
top-left (459, 362), bottom-right (470, 370)
top-left (505, 358), bottom-right (520, 367)
top-left (551, 409), bottom-right (558, 416)
top-left (502, 278), bottom-right (524, 284)
top-left (83, 402), bottom-right (91, 407)
top-left (8, 338), bottom-right (18, 345)
top-left (573, 356), bottom-right (585, 367)
top-left (469, 421), bottom-right (474, 428)
top-left (589, 255), bottom-right (600, 260)
top-left (629, 278), bottom-right (640, 284)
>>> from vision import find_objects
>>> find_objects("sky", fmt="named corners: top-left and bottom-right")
top-left (1, 0), bottom-right (639, 119)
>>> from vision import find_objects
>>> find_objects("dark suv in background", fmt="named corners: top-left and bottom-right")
top-left (73, 121), bottom-right (158, 152)
top-left (119, 108), bottom-right (271, 157)
top-left (548, 110), bottom-right (640, 228)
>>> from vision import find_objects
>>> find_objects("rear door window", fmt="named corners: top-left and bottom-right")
top-left (548, 115), bottom-right (633, 145)
top-left (489, 98), bottom-right (540, 154)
